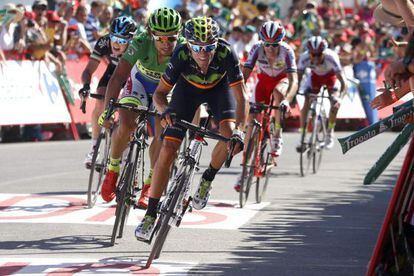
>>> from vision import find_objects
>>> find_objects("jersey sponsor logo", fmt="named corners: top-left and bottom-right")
top-left (98, 38), bottom-right (108, 49)
top-left (135, 60), bottom-right (162, 81)
top-left (127, 46), bottom-right (136, 56)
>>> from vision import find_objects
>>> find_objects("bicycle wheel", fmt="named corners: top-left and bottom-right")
top-left (256, 136), bottom-right (272, 203)
top-left (312, 113), bottom-right (326, 174)
top-left (110, 149), bottom-right (136, 246)
top-left (300, 109), bottom-right (315, 177)
top-left (239, 126), bottom-right (258, 208)
top-left (87, 130), bottom-right (111, 208)
top-left (146, 169), bottom-right (188, 268)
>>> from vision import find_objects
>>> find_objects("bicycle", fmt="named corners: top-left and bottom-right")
top-left (239, 101), bottom-right (282, 208)
top-left (145, 114), bottom-right (234, 268)
top-left (78, 91), bottom-right (111, 209)
top-left (298, 86), bottom-right (330, 177)
top-left (103, 99), bottom-right (156, 246)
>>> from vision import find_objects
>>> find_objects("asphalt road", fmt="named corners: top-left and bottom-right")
top-left (0, 132), bottom-right (407, 275)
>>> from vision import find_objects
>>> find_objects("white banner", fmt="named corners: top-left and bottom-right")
top-left (0, 60), bottom-right (71, 125)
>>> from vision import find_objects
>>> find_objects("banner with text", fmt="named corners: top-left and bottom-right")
top-left (0, 60), bottom-right (71, 125)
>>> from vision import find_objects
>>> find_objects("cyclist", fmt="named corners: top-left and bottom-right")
top-left (134, 16), bottom-right (247, 241)
top-left (79, 16), bottom-right (137, 168)
top-left (98, 8), bottom-right (184, 209)
top-left (296, 36), bottom-right (347, 150)
top-left (234, 21), bottom-right (298, 191)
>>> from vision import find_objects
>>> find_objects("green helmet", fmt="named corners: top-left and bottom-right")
top-left (148, 7), bottom-right (182, 33)
top-left (185, 16), bottom-right (220, 43)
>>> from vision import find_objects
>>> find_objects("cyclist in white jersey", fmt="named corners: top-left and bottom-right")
top-left (234, 21), bottom-right (298, 191)
top-left (296, 36), bottom-right (347, 150)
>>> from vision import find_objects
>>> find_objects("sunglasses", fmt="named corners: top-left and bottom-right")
top-left (152, 34), bottom-right (178, 43)
top-left (110, 34), bottom-right (130, 45)
top-left (188, 42), bottom-right (218, 53)
top-left (264, 42), bottom-right (280, 48)
top-left (310, 52), bottom-right (323, 57)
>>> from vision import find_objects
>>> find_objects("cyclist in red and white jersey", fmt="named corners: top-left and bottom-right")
top-left (297, 36), bottom-right (347, 150)
top-left (234, 21), bottom-right (298, 191)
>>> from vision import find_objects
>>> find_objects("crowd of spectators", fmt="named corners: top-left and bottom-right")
top-left (0, 0), bottom-right (408, 141)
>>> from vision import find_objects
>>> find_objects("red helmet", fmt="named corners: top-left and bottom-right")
top-left (307, 36), bottom-right (328, 54)
top-left (259, 21), bottom-right (286, 44)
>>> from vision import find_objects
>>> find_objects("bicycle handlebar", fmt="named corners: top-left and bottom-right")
top-left (249, 101), bottom-right (280, 111)
top-left (106, 99), bottom-right (158, 121)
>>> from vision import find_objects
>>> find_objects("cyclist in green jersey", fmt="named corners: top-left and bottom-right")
top-left (135, 16), bottom-right (248, 241)
top-left (98, 8), bottom-right (184, 208)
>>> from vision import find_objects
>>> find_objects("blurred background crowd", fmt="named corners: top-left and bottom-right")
top-left (0, 0), bottom-right (409, 141)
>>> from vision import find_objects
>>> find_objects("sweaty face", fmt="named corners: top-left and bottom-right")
top-left (153, 31), bottom-right (178, 56)
top-left (111, 41), bottom-right (128, 56)
top-left (310, 52), bottom-right (324, 65)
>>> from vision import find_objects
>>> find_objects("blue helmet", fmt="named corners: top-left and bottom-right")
top-left (110, 16), bottom-right (137, 39)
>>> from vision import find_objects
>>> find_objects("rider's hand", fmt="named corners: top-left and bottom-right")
top-left (280, 99), bottom-right (291, 117)
top-left (98, 109), bottom-right (114, 129)
top-left (370, 87), bottom-right (398, 110)
top-left (160, 108), bottom-right (175, 128)
top-left (330, 95), bottom-right (342, 109)
top-left (228, 128), bottom-right (245, 156)
top-left (79, 83), bottom-right (90, 98)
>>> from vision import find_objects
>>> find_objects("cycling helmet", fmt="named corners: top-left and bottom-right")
top-left (307, 36), bottom-right (328, 54)
top-left (110, 16), bottom-right (137, 39)
top-left (148, 7), bottom-right (182, 33)
top-left (185, 16), bottom-right (220, 44)
top-left (259, 21), bottom-right (285, 44)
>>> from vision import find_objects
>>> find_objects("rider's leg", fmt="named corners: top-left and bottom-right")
top-left (326, 88), bottom-right (341, 149)
top-left (101, 108), bottom-right (138, 202)
top-left (138, 116), bottom-right (163, 209)
top-left (84, 87), bottom-right (106, 166)
top-left (270, 81), bottom-right (288, 156)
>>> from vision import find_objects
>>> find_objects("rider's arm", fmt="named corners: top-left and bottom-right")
top-left (285, 72), bottom-right (299, 103)
top-left (104, 59), bottom-right (133, 108)
top-left (336, 70), bottom-right (347, 98)
top-left (81, 58), bottom-right (99, 85)
top-left (242, 66), bottom-right (252, 82)
top-left (153, 80), bottom-right (172, 114)
top-left (284, 46), bottom-right (299, 102)
top-left (230, 82), bottom-right (248, 131)
top-left (242, 43), bottom-right (260, 82)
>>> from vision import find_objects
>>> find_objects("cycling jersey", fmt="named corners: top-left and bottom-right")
top-left (244, 41), bottom-right (297, 78)
top-left (90, 34), bottom-right (121, 67)
top-left (161, 38), bottom-right (244, 90)
top-left (90, 34), bottom-right (122, 89)
top-left (297, 48), bottom-right (342, 76)
top-left (122, 31), bottom-right (186, 84)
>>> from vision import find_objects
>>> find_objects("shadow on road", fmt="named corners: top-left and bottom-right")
top-left (188, 170), bottom-right (398, 276)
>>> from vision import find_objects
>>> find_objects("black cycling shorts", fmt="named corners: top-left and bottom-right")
top-left (163, 78), bottom-right (236, 142)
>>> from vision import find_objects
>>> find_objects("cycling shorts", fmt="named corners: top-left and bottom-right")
top-left (254, 73), bottom-right (288, 104)
top-left (163, 78), bottom-right (236, 142)
top-left (307, 71), bottom-right (339, 93)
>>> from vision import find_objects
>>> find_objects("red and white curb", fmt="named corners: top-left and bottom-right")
top-left (0, 257), bottom-right (196, 275)
top-left (0, 194), bottom-right (269, 229)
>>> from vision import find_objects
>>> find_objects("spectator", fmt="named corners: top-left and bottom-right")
top-left (0, 4), bottom-right (25, 56)
top-left (187, 0), bottom-right (208, 17)
top-left (85, 1), bottom-right (103, 48)
top-left (69, 5), bottom-right (88, 44)
top-left (63, 24), bottom-right (91, 59)
top-left (256, 2), bottom-right (270, 21)
top-left (133, 8), bottom-right (147, 33)
top-left (98, 5), bottom-right (113, 36)
top-left (233, 25), bottom-right (257, 59)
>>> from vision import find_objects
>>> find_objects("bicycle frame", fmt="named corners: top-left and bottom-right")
top-left (253, 109), bottom-right (271, 178)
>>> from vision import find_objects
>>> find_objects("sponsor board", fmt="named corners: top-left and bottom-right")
top-left (0, 194), bottom-right (268, 230)
top-left (0, 257), bottom-right (196, 275)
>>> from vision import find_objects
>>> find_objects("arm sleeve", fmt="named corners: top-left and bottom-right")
top-left (329, 51), bottom-right (343, 73)
top-left (285, 46), bottom-right (297, 73)
top-left (243, 43), bottom-right (260, 70)
top-left (226, 46), bottom-right (244, 87)
top-left (161, 45), bottom-right (185, 88)
top-left (297, 53), bottom-right (307, 72)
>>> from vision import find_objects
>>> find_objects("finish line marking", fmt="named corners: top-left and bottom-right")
top-left (0, 257), bottom-right (196, 275)
top-left (0, 194), bottom-right (269, 229)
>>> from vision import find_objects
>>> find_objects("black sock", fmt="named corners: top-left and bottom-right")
top-left (145, 197), bottom-right (159, 218)
top-left (202, 164), bottom-right (219, 182)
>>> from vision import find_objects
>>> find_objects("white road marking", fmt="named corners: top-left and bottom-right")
top-left (0, 257), bottom-right (196, 275)
top-left (0, 194), bottom-right (269, 230)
